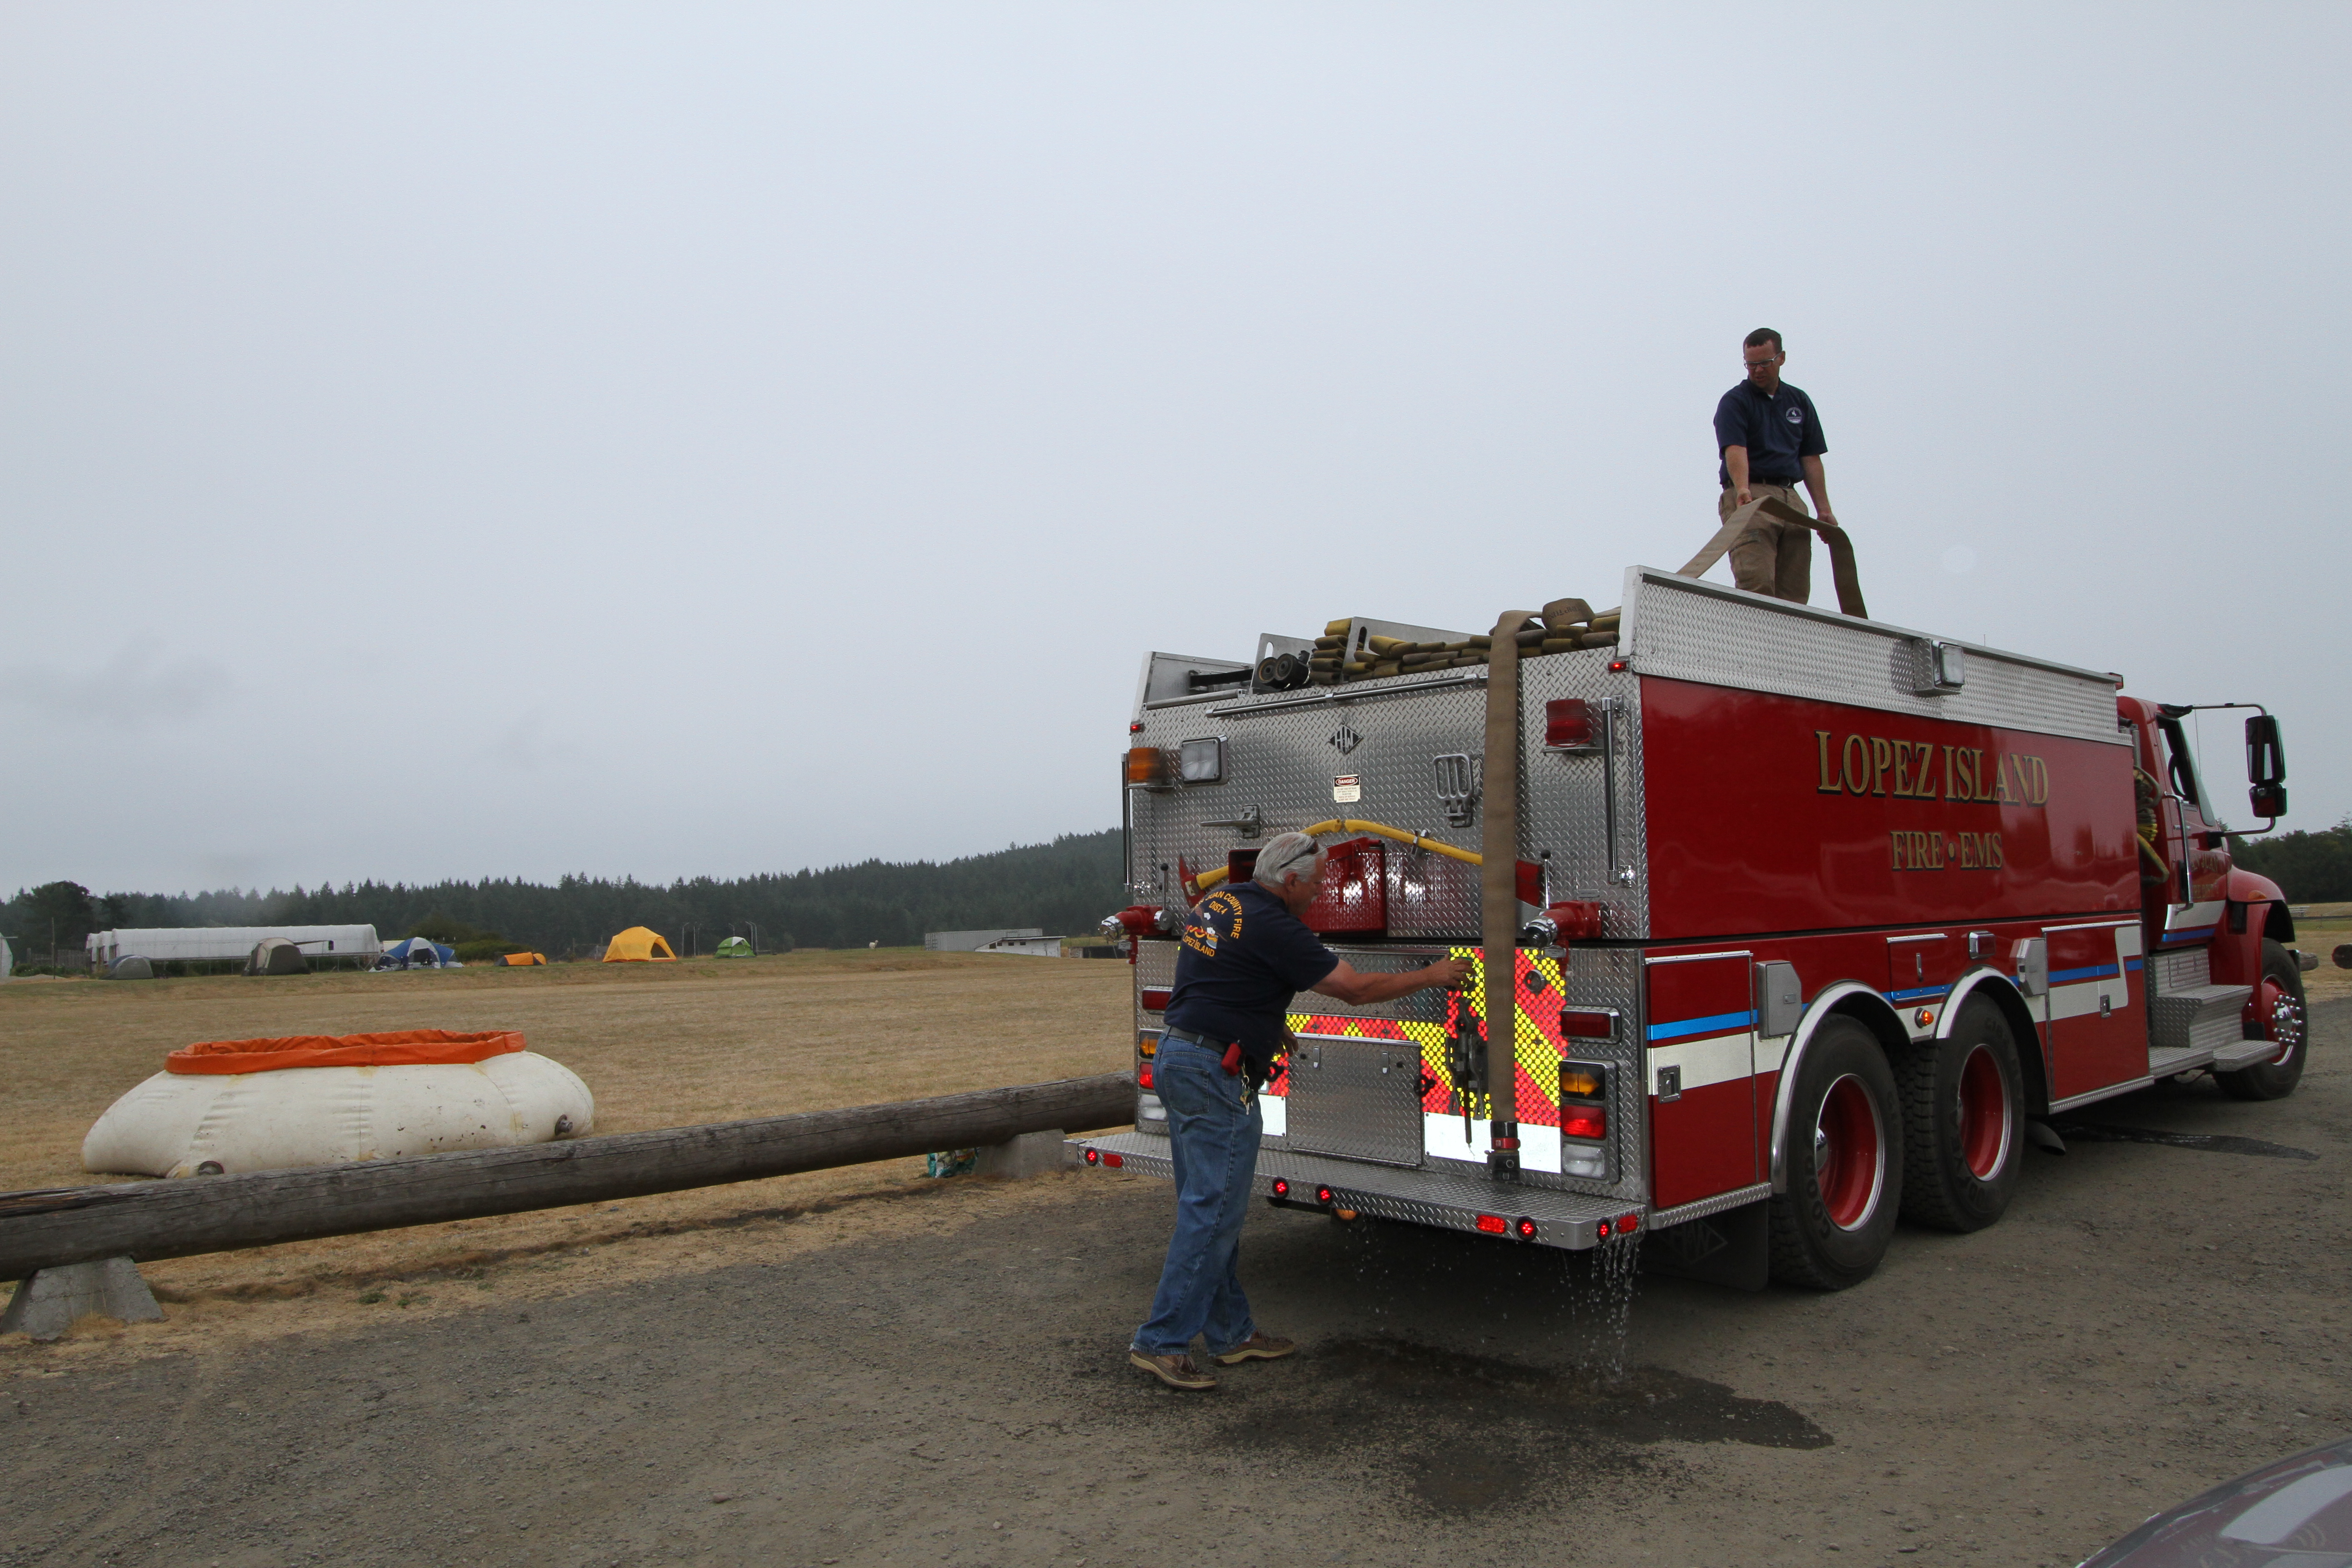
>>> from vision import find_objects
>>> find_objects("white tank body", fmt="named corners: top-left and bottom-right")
top-left (82, 1053), bottom-right (595, 1178)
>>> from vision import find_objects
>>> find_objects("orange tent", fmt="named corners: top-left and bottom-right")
top-left (496, 952), bottom-right (548, 966)
top-left (601, 927), bottom-right (677, 963)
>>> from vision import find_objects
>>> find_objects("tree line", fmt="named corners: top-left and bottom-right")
top-left (3, 830), bottom-right (1127, 964)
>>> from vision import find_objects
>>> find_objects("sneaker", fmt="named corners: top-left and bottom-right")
top-left (1211, 1331), bottom-right (1296, 1366)
top-left (1129, 1349), bottom-right (1217, 1391)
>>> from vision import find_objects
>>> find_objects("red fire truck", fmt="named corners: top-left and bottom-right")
top-left (1073, 565), bottom-right (2311, 1289)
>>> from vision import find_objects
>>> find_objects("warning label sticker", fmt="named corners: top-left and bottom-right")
top-left (1332, 774), bottom-right (1361, 804)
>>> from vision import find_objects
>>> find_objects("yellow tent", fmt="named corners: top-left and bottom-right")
top-left (601, 927), bottom-right (678, 963)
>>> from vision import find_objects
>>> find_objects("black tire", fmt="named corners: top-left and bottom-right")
top-left (1768, 1016), bottom-right (1903, 1290)
top-left (2218, 938), bottom-right (2308, 1102)
top-left (1892, 997), bottom-right (2024, 1232)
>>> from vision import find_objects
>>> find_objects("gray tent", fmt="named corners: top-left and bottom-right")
top-left (108, 954), bottom-right (155, 980)
top-left (245, 937), bottom-right (309, 976)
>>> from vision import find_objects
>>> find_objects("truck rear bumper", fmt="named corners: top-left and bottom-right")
top-left (1067, 1132), bottom-right (1642, 1251)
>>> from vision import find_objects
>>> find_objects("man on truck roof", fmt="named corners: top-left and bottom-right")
top-left (1128, 832), bottom-right (1471, 1391)
top-left (1715, 327), bottom-right (1838, 604)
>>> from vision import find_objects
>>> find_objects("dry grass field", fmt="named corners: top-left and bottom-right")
top-left (0, 950), bottom-right (1131, 1350)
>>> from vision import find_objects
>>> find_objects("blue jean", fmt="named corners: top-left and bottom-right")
top-left (1131, 1038), bottom-right (1263, 1357)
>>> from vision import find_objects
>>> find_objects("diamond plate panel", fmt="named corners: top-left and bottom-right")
top-left (1519, 654), bottom-right (1647, 937)
top-left (1621, 567), bottom-right (2128, 747)
top-left (1129, 651), bottom-right (1649, 940)
top-left (2151, 947), bottom-right (2211, 995)
top-left (1287, 1034), bottom-right (1423, 1165)
top-left (1069, 1131), bottom-right (1635, 1250)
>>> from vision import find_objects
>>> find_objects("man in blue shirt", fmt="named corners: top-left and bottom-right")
top-left (1128, 832), bottom-right (1470, 1391)
top-left (1713, 328), bottom-right (1839, 603)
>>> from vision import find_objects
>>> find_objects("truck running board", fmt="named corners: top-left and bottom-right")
top-left (1068, 1132), bottom-right (1639, 1251)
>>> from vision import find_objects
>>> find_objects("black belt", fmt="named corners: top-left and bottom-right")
top-left (1161, 1027), bottom-right (1225, 1049)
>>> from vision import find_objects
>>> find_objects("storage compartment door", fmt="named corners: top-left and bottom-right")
top-left (2045, 921), bottom-right (2145, 1100)
top-left (1644, 953), bottom-right (1759, 1210)
top-left (1285, 1034), bottom-right (1423, 1167)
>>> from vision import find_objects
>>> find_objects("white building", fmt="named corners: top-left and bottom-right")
top-left (85, 926), bottom-right (382, 968)
top-left (924, 927), bottom-right (1044, 952)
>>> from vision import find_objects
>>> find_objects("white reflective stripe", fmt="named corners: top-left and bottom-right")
top-left (1517, 1122), bottom-right (1561, 1174)
top-left (2164, 901), bottom-right (2225, 934)
top-left (1259, 1096), bottom-right (1287, 1138)
top-left (1648, 1032), bottom-right (1754, 1094)
top-left (2115, 924), bottom-right (2144, 959)
top-left (1753, 1034), bottom-right (1792, 1074)
top-left (2046, 977), bottom-right (2125, 1021)
top-left (1425, 1112), bottom-right (1491, 1159)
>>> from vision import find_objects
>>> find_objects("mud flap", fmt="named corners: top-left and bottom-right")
top-left (1640, 1199), bottom-right (1770, 1291)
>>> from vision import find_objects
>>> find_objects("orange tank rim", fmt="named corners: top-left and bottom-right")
top-left (164, 1029), bottom-right (526, 1075)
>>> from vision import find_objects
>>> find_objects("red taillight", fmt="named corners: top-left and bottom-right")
top-left (1597, 1218), bottom-right (1613, 1239)
top-left (1514, 1217), bottom-right (1537, 1240)
top-left (1104, 1152), bottom-right (1124, 1169)
top-left (1084, 1147), bottom-right (1101, 1165)
top-left (1562, 1109), bottom-right (1607, 1141)
top-left (1560, 1009), bottom-right (1615, 1040)
top-left (1475, 1214), bottom-right (1508, 1235)
top-left (1314, 1185), bottom-right (1335, 1206)
top-left (1137, 1065), bottom-right (1153, 1089)
top-left (1272, 1178), bottom-right (1291, 1198)
top-left (1618, 1212), bottom-right (1640, 1235)
top-left (1607, 659), bottom-right (1629, 672)
top-left (1128, 721), bottom-right (1145, 734)
top-left (1544, 698), bottom-right (1594, 749)
top-left (1140, 988), bottom-right (1172, 1011)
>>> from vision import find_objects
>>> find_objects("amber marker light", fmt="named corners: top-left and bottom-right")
top-left (1125, 746), bottom-right (1169, 785)
top-left (1916, 1008), bottom-right (1935, 1027)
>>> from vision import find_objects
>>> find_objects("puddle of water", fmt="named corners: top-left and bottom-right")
top-left (1207, 1335), bottom-right (1830, 1515)
top-left (2051, 1122), bottom-right (2318, 1161)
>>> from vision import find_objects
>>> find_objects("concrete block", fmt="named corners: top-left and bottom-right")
top-left (0, 1257), bottom-right (164, 1342)
top-left (974, 1129), bottom-right (1074, 1180)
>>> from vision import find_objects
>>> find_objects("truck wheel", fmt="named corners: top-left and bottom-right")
top-left (1893, 998), bottom-right (2023, 1232)
top-left (1768, 1016), bottom-right (1902, 1290)
top-left (2219, 938), bottom-right (2307, 1102)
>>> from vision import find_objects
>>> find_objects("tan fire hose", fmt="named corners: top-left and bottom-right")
top-left (1480, 608), bottom-right (1542, 1131)
top-left (1187, 819), bottom-right (1482, 896)
top-left (1681, 495), bottom-right (1869, 618)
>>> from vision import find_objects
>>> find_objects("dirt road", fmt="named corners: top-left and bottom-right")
top-left (6, 1001), bottom-right (2347, 1568)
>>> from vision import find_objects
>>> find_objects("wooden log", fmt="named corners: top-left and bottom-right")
top-left (0, 1073), bottom-right (1135, 1280)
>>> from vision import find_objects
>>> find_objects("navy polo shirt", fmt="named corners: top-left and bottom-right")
top-left (1715, 379), bottom-right (1826, 486)
top-left (1164, 880), bottom-right (1339, 1077)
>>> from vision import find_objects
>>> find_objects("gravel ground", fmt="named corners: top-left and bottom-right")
top-left (5, 998), bottom-right (2346, 1568)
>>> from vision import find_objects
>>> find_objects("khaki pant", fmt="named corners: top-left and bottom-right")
top-left (1720, 482), bottom-right (1812, 603)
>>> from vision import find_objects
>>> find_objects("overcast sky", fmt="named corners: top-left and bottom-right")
top-left (4, 4), bottom-right (2346, 899)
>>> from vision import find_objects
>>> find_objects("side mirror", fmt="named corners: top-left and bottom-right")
top-left (2245, 714), bottom-right (2286, 818)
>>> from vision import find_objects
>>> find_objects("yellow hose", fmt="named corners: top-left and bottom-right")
top-left (1190, 819), bottom-right (1481, 893)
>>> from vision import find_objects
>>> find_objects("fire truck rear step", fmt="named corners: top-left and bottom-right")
top-left (1069, 1132), bottom-right (1632, 1250)
top-left (2146, 983), bottom-right (2253, 1064)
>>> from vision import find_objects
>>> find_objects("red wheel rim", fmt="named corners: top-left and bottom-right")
top-left (2258, 979), bottom-right (2304, 1064)
top-left (1813, 1073), bottom-right (1884, 1230)
top-left (1956, 1044), bottom-right (2011, 1181)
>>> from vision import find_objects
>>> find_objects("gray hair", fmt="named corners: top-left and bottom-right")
top-left (1251, 832), bottom-right (1325, 889)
